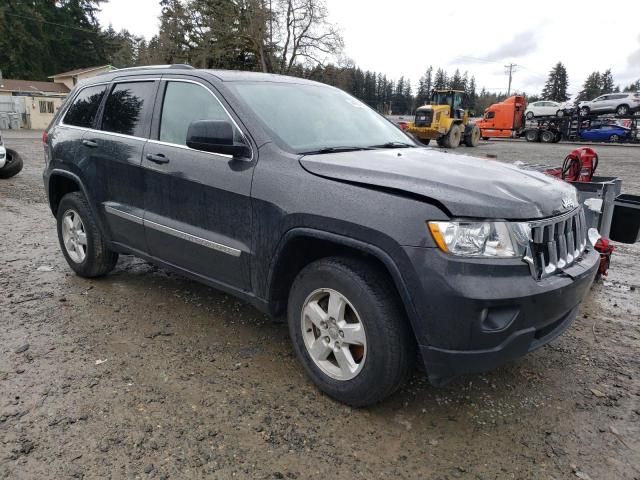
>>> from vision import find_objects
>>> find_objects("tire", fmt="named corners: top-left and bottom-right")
top-left (615, 104), bottom-right (629, 116)
top-left (0, 149), bottom-right (23, 179)
top-left (556, 110), bottom-right (564, 118)
top-left (436, 137), bottom-right (446, 147)
top-left (525, 130), bottom-right (540, 142)
top-left (443, 124), bottom-right (461, 148)
top-left (580, 107), bottom-right (590, 117)
top-left (540, 130), bottom-right (555, 143)
top-left (609, 134), bottom-right (620, 143)
top-left (419, 138), bottom-right (431, 146)
top-left (463, 124), bottom-right (480, 147)
top-left (56, 192), bottom-right (118, 277)
top-left (287, 257), bottom-right (414, 407)
top-left (553, 132), bottom-right (562, 143)
top-left (525, 111), bottom-right (534, 120)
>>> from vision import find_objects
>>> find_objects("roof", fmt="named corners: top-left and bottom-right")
top-left (49, 65), bottom-right (114, 79)
top-left (0, 79), bottom-right (70, 94)
top-left (91, 66), bottom-right (325, 87)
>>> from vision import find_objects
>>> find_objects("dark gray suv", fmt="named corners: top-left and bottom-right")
top-left (43, 66), bottom-right (599, 406)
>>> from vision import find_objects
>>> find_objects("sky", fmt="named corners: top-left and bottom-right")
top-left (97, 0), bottom-right (640, 96)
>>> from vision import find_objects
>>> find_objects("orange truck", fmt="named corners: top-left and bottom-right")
top-left (475, 95), bottom-right (526, 139)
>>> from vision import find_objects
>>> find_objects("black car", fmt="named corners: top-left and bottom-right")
top-left (43, 66), bottom-right (600, 406)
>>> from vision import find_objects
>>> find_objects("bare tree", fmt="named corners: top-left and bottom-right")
top-left (272, 0), bottom-right (342, 74)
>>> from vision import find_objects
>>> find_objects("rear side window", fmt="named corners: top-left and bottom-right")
top-left (159, 81), bottom-right (240, 146)
top-left (101, 82), bottom-right (155, 137)
top-left (63, 85), bottom-right (106, 128)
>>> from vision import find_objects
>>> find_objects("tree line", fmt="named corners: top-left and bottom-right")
top-left (1, 1), bottom-right (638, 117)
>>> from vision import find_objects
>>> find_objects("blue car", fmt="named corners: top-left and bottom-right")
top-left (580, 124), bottom-right (630, 143)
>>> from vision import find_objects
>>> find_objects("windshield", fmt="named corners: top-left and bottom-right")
top-left (228, 82), bottom-right (412, 153)
top-left (431, 92), bottom-right (452, 106)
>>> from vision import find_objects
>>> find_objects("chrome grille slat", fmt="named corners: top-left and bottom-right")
top-left (527, 207), bottom-right (587, 280)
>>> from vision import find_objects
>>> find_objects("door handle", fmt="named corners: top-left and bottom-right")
top-left (82, 139), bottom-right (98, 148)
top-left (146, 153), bottom-right (169, 164)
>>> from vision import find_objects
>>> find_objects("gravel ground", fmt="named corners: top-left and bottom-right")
top-left (1, 130), bottom-right (639, 479)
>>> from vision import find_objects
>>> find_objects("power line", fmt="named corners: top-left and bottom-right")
top-left (3, 12), bottom-right (101, 35)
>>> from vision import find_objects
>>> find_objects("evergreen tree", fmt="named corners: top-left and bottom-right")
top-left (541, 62), bottom-right (569, 101)
top-left (466, 76), bottom-right (477, 111)
top-left (600, 69), bottom-right (615, 94)
top-left (416, 66), bottom-right (432, 106)
top-left (433, 68), bottom-right (447, 90)
top-left (623, 80), bottom-right (640, 92)
top-left (578, 72), bottom-right (602, 100)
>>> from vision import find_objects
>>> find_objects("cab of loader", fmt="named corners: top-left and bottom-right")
top-left (408, 89), bottom-right (479, 148)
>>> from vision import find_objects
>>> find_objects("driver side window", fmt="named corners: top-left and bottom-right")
top-left (159, 81), bottom-right (242, 146)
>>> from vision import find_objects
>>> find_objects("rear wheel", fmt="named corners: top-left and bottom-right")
top-left (525, 111), bottom-right (534, 120)
top-left (443, 124), bottom-right (461, 148)
top-left (556, 109), bottom-right (565, 117)
top-left (56, 192), bottom-right (118, 277)
top-left (616, 104), bottom-right (630, 116)
top-left (0, 149), bottom-right (23, 179)
top-left (463, 124), bottom-right (480, 147)
top-left (287, 257), bottom-right (414, 407)
top-left (540, 130), bottom-right (555, 143)
top-left (525, 130), bottom-right (540, 142)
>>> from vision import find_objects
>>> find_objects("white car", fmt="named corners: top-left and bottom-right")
top-left (525, 100), bottom-right (573, 119)
top-left (0, 134), bottom-right (6, 169)
top-left (0, 133), bottom-right (23, 178)
top-left (578, 92), bottom-right (640, 117)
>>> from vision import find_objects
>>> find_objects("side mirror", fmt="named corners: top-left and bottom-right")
top-left (186, 120), bottom-right (251, 159)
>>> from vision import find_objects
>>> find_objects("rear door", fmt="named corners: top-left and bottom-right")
top-left (78, 78), bottom-right (159, 253)
top-left (142, 77), bottom-right (254, 291)
top-left (52, 83), bottom-right (108, 172)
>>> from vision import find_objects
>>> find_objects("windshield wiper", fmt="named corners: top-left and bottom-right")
top-left (298, 146), bottom-right (373, 155)
top-left (369, 141), bottom-right (416, 149)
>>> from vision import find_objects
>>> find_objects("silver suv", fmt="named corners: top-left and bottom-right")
top-left (579, 92), bottom-right (640, 116)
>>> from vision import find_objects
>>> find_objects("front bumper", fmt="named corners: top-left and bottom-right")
top-left (402, 246), bottom-right (599, 386)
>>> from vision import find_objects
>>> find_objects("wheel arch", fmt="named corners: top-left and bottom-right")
top-left (266, 228), bottom-right (421, 338)
top-left (47, 169), bottom-right (109, 239)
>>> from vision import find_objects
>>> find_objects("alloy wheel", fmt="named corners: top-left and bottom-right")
top-left (300, 288), bottom-right (367, 381)
top-left (61, 209), bottom-right (88, 263)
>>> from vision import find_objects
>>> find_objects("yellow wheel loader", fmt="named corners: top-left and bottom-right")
top-left (406, 89), bottom-right (480, 149)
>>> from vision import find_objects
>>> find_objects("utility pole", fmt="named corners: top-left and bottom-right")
top-left (504, 63), bottom-right (518, 96)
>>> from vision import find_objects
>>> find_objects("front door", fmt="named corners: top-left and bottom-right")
top-left (142, 78), bottom-right (254, 291)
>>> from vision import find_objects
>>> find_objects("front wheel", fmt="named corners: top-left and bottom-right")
top-left (556, 110), bottom-right (565, 118)
top-left (525, 111), bottom-right (534, 120)
top-left (287, 257), bottom-right (414, 407)
top-left (56, 192), bottom-right (118, 277)
top-left (580, 107), bottom-right (590, 117)
top-left (609, 134), bottom-right (620, 143)
top-left (463, 124), bottom-right (480, 147)
top-left (443, 124), bottom-right (461, 148)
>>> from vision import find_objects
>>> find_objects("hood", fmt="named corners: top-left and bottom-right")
top-left (299, 148), bottom-right (577, 220)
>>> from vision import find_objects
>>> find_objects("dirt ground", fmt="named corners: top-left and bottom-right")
top-left (1, 130), bottom-right (639, 480)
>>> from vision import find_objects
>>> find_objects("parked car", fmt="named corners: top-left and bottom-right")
top-left (0, 133), bottom-right (23, 179)
top-left (43, 66), bottom-right (600, 406)
top-left (579, 92), bottom-right (640, 117)
top-left (580, 124), bottom-right (631, 143)
top-left (525, 100), bottom-right (573, 119)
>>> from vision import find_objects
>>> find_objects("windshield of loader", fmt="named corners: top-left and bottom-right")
top-left (431, 91), bottom-right (452, 106)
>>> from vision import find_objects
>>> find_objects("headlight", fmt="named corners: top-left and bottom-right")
top-left (428, 221), bottom-right (531, 257)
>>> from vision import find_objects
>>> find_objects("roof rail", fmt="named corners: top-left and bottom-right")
top-left (98, 64), bottom-right (194, 76)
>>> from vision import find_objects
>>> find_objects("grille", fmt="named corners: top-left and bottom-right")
top-left (527, 207), bottom-right (588, 279)
top-left (415, 110), bottom-right (433, 127)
